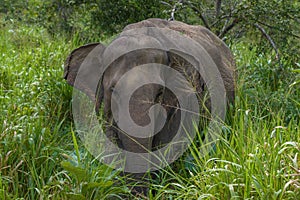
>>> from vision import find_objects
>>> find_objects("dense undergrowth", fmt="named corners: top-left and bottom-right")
top-left (0, 18), bottom-right (299, 199)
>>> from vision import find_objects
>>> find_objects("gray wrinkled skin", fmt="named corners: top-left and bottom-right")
top-left (64, 18), bottom-right (236, 195)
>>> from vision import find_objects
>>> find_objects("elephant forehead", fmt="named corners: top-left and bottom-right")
top-left (102, 49), bottom-right (168, 89)
top-left (102, 34), bottom-right (164, 62)
top-left (123, 18), bottom-right (169, 31)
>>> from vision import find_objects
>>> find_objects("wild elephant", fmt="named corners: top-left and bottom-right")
top-left (64, 18), bottom-right (235, 195)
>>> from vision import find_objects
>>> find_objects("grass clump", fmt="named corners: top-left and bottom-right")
top-left (0, 19), bottom-right (299, 199)
top-left (0, 20), bottom-right (130, 199)
top-left (147, 41), bottom-right (300, 200)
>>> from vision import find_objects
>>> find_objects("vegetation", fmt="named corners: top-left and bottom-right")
top-left (0, 0), bottom-right (299, 199)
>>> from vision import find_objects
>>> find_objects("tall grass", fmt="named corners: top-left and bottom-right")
top-left (0, 19), bottom-right (299, 199)
top-left (150, 91), bottom-right (300, 199)
top-left (147, 42), bottom-right (300, 199)
top-left (0, 20), bottom-right (130, 199)
top-left (0, 20), bottom-right (73, 199)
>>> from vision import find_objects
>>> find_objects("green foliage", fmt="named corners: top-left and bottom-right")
top-left (90, 0), bottom-right (168, 35)
top-left (152, 116), bottom-right (300, 199)
top-left (1, 0), bottom-right (299, 60)
top-left (164, 0), bottom-right (299, 40)
top-left (0, 0), bottom-right (168, 40)
top-left (0, 20), bottom-right (72, 199)
top-left (60, 128), bottom-right (130, 199)
top-left (0, 19), bottom-right (128, 199)
top-left (163, 0), bottom-right (300, 83)
top-left (231, 43), bottom-right (300, 123)
top-left (60, 158), bottom-right (128, 199)
top-left (0, 1), bottom-right (299, 199)
top-left (290, 63), bottom-right (300, 87)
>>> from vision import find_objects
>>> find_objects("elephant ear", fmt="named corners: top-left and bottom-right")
top-left (64, 43), bottom-right (106, 101)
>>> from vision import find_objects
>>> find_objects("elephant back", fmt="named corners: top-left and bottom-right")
top-left (123, 18), bottom-right (236, 104)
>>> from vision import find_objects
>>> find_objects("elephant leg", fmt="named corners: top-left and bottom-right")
top-left (116, 84), bottom-right (167, 195)
top-left (115, 132), bottom-right (153, 195)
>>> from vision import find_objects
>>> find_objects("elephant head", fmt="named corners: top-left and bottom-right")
top-left (64, 18), bottom-right (235, 194)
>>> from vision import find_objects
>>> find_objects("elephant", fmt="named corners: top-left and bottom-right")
top-left (64, 18), bottom-right (236, 195)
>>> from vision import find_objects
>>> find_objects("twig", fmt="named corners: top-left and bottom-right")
top-left (254, 23), bottom-right (281, 62)
top-left (256, 20), bottom-right (300, 39)
top-left (215, 0), bottom-right (222, 17)
top-left (169, 0), bottom-right (183, 21)
top-left (217, 17), bottom-right (229, 36)
top-left (184, 1), bottom-right (211, 30)
top-left (218, 18), bottom-right (238, 38)
top-left (211, 14), bottom-right (231, 27)
top-left (161, 1), bottom-right (172, 7)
